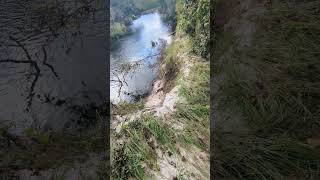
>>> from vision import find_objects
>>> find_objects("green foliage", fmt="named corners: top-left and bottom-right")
top-left (110, 22), bottom-right (127, 40)
top-left (158, 0), bottom-right (177, 23)
top-left (110, 0), bottom-right (167, 40)
top-left (176, 0), bottom-right (210, 58)
top-left (133, 0), bottom-right (160, 11)
top-left (110, 0), bottom-right (139, 40)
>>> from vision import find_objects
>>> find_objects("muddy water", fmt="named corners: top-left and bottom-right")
top-left (111, 12), bottom-right (172, 103)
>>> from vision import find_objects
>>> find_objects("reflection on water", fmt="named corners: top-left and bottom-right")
top-left (111, 12), bottom-right (172, 103)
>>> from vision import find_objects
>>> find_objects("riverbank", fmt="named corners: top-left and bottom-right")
top-left (111, 35), bottom-right (210, 179)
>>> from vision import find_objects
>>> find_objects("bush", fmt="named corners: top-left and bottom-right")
top-left (176, 0), bottom-right (210, 58)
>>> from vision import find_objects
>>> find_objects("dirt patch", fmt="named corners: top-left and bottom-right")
top-left (145, 79), bottom-right (166, 107)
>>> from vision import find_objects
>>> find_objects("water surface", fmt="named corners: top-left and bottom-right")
top-left (111, 12), bottom-right (171, 103)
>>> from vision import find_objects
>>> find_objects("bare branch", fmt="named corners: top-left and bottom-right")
top-left (9, 36), bottom-right (32, 61)
top-left (6, 35), bottom-right (41, 111)
top-left (42, 46), bottom-right (59, 78)
top-left (0, 59), bottom-right (31, 64)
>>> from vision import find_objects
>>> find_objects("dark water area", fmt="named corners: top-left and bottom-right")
top-left (111, 12), bottom-right (172, 103)
top-left (0, 0), bottom-right (108, 134)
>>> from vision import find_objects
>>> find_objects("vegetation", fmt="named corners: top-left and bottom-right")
top-left (112, 101), bottom-right (144, 116)
top-left (0, 114), bottom-right (106, 178)
top-left (111, 0), bottom-right (210, 177)
top-left (177, 60), bottom-right (210, 150)
top-left (213, 0), bottom-right (320, 179)
top-left (176, 0), bottom-right (210, 58)
top-left (110, 0), bottom-right (168, 41)
top-left (112, 115), bottom-right (175, 179)
top-left (158, 0), bottom-right (177, 24)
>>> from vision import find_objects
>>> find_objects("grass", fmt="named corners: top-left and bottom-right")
top-left (176, 57), bottom-right (210, 150)
top-left (112, 101), bottom-right (144, 116)
top-left (175, 104), bottom-right (210, 150)
top-left (216, 133), bottom-right (320, 180)
top-left (111, 115), bottom-right (175, 179)
top-left (217, 0), bottom-right (320, 138)
top-left (179, 61), bottom-right (210, 105)
top-left (214, 0), bottom-right (320, 179)
top-left (159, 42), bottom-right (181, 93)
top-left (111, 1), bottom-right (210, 177)
top-left (111, 35), bottom-right (210, 179)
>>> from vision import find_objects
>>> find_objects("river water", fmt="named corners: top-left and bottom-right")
top-left (111, 12), bottom-right (172, 103)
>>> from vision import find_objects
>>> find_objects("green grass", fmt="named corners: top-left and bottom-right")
top-left (111, 24), bottom-right (210, 179)
top-left (179, 61), bottom-right (210, 105)
top-left (175, 105), bottom-right (209, 149)
top-left (214, 0), bottom-right (320, 179)
top-left (216, 133), bottom-right (320, 180)
top-left (175, 59), bottom-right (210, 149)
top-left (112, 101), bottom-right (144, 116)
top-left (217, 0), bottom-right (320, 138)
top-left (111, 115), bottom-right (175, 179)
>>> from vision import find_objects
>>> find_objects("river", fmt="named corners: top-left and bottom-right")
top-left (111, 12), bottom-right (172, 103)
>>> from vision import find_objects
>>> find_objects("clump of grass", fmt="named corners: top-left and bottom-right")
top-left (111, 115), bottom-right (175, 179)
top-left (216, 133), bottom-right (320, 180)
top-left (173, 60), bottom-right (210, 150)
top-left (218, 0), bottom-right (320, 138)
top-left (214, 0), bottom-right (320, 178)
top-left (175, 104), bottom-right (210, 150)
top-left (112, 101), bottom-right (144, 116)
top-left (179, 61), bottom-right (210, 105)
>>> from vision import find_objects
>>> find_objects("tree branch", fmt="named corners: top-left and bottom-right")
top-left (42, 46), bottom-right (59, 78)
top-left (0, 59), bottom-right (31, 64)
top-left (7, 36), bottom-right (41, 111)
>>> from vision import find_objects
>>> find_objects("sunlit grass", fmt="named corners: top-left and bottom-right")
top-left (112, 115), bottom-right (175, 179)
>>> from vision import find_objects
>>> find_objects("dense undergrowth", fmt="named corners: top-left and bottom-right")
top-left (176, 0), bottom-right (210, 58)
top-left (213, 0), bottom-right (320, 179)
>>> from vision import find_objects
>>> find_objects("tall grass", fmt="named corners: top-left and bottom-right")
top-left (111, 116), bottom-right (175, 179)
top-left (220, 0), bottom-right (320, 138)
top-left (214, 0), bottom-right (320, 179)
top-left (177, 61), bottom-right (210, 149)
top-left (216, 133), bottom-right (320, 180)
